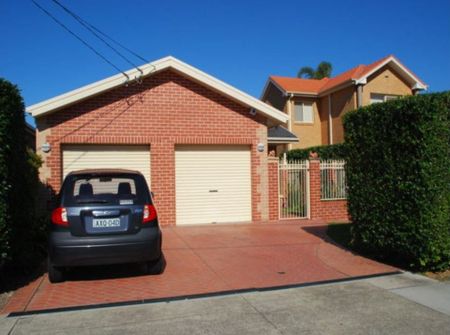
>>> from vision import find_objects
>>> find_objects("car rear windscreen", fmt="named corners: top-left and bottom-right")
top-left (62, 174), bottom-right (150, 206)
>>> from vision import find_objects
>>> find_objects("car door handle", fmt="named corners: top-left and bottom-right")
top-left (209, 189), bottom-right (218, 193)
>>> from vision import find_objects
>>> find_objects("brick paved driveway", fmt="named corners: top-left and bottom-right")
top-left (2, 222), bottom-right (397, 314)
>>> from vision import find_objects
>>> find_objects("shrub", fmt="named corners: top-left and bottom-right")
top-left (0, 78), bottom-right (45, 269)
top-left (343, 92), bottom-right (450, 271)
top-left (285, 143), bottom-right (347, 161)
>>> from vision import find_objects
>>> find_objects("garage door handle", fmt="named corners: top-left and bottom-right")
top-left (209, 189), bottom-right (218, 193)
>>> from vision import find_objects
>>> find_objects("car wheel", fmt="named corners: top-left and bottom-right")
top-left (48, 259), bottom-right (65, 283)
top-left (143, 254), bottom-right (165, 275)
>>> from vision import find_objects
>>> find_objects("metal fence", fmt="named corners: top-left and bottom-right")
top-left (320, 160), bottom-right (347, 200)
top-left (279, 160), bottom-right (309, 219)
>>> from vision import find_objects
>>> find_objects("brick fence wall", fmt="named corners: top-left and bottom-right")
top-left (309, 159), bottom-right (349, 222)
top-left (268, 158), bottom-right (349, 222)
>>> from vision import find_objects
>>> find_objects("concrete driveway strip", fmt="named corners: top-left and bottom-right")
top-left (2, 273), bottom-right (450, 335)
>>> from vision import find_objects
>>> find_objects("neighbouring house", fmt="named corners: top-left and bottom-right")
top-left (261, 55), bottom-right (427, 153)
top-left (28, 56), bottom-right (296, 226)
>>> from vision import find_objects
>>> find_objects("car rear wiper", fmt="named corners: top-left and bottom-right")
top-left (76, 199), bottom-right (109, 204)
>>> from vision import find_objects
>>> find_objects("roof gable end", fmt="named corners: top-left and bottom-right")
top-left (28, 56), bottom-right (289, 123)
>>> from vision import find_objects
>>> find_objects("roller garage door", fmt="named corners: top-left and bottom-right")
top-left (62, 145), bottom-right (151, 187)
top-left (175, 145), bottom-right (252, 225)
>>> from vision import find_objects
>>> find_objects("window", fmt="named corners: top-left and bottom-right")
top-left (294, 102), bottom-right (313, 123)
top-left (370, 93), bottom-right (400, 104)
top-left (63, 173), bottom-right (150, 206)
top-left (73, 178), bottom-right (137, 196)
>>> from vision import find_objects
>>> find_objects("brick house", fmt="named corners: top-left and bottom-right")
top-left (28, 56), bottom-right (295, 226)
top-left (261, 55), bottom-right (427, 153)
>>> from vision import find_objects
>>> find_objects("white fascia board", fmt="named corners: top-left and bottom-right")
top-left (28, 56), bottom-right (289, 123)
top-left (357, 56), bottom-right (428, 90)
top-left (412, 82), bottom-right (426, 90)
top-left (27, 57), bottom-right (171, 117)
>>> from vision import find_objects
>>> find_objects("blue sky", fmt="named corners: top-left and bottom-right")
top-left (1, 0), bottom-right (449, 126)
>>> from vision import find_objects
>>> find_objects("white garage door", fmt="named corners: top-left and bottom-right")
top-left (62, 145), bottom-right (151, 187)
top-left (175, 145), bottom-right (252, 225)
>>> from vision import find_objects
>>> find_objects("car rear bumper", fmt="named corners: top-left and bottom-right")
top-left (49, 227), bottom-right (162, 267)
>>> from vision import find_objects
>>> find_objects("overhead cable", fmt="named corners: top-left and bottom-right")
top-left (30, 0), bottom-right (130, 80)
top-left (51, 0), bottom-right (147, 75)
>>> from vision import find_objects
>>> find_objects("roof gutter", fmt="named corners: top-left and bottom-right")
top-left (268, 137), bottom-right (299, 144)
top-left (284, 91), bottom-right (318, 98)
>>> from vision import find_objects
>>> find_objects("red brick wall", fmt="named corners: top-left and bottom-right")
top-left (37, 70), bottom-right (269, 226)
top-left (308, 159), bottom-right (349, 222)
top-left (268, 158), bottom-right (279, 221)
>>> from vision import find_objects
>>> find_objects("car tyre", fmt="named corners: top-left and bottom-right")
top-left (143, 254), bottom-right (165, 275)
top-left (48, 259), bottom-right (65, 283)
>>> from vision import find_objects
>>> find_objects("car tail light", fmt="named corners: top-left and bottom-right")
top-left (51, 207), bottom-right (68, 227)
top-left (143, 204), bottom-right (157, 223)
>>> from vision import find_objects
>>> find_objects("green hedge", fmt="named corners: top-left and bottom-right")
top-left (343, 92), bottom-right (450, 271)
top-left (285, 143), bottom-right (347, 160)
top-left (0, 78), bottom-right (44, 269)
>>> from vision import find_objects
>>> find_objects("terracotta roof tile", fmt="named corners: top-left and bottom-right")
top-left (318, 65), bottom-right (365, 93)
top-left (269, 55), bottom-right (424, 95)
top-left (270, 76), bottom-right (328, 94)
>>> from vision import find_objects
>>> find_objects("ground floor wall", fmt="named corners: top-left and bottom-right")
top-left (37, 133), bottom-right (270, 226)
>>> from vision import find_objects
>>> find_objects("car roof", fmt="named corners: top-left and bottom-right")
top-left (67, 169), bottom-right (143, 176)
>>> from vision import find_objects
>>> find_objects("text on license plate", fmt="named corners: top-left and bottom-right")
top-left (92, 218), bottom-right (121, 228)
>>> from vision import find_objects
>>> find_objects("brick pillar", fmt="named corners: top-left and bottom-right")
top-left (151, 142), bottom-right (175, 226)
top-left (268, 157), bottom-right (279, 221)
top-left (309, 158), bottom-right (321, 220)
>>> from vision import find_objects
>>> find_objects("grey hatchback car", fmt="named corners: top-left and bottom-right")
top-left (48, 169), bottom-right (163, 283)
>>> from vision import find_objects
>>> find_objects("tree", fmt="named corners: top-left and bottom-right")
top-left (0, 78), bottom-right (43, 269)
top-left (298, 61), bottom-right (333, 79)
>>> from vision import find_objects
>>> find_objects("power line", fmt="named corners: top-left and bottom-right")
top-left (52, 0), bottom-right (151, 66)
top-left (30, 0), bottom-right (129, 80)
top-left (51, 0), bottom-right (146, 75)
top-left (87, 25), bottom-right (151, 65)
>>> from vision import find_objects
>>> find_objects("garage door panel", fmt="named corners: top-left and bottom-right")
top-left (176, 145), bottom-right (251, 225)
top-left (62, 145), bottom-right (151, 187)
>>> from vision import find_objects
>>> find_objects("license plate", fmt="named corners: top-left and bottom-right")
top-left (92, 218), bottom-right (121, 228)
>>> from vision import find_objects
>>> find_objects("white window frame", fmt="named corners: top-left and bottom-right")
top-left (293, 102), bottom-right (314, 124)
top-left (370, 93), bottom-right (400, 104)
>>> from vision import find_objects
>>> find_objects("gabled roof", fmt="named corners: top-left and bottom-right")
top-left (28, 56), bottom-right (289, 123)
top-left (268, 125), bottom-right (298, 143)
top-left (264, 55), bottom-right (427, 98)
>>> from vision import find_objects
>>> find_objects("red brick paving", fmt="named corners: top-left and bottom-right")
top-left (1, 222), bottom-right (397, 314)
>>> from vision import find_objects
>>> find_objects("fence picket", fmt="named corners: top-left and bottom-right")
top-left (278, 160), bottom-right (309, 219)
top-left (320, 160), bottom-right (347, 200)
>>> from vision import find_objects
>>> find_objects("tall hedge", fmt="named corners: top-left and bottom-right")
top-left (343, 92), bottom-right (450, 270)
top-left (285, 143), bottom-right (347, 160)
top-left (0, 79), bottom-right (43, 268)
